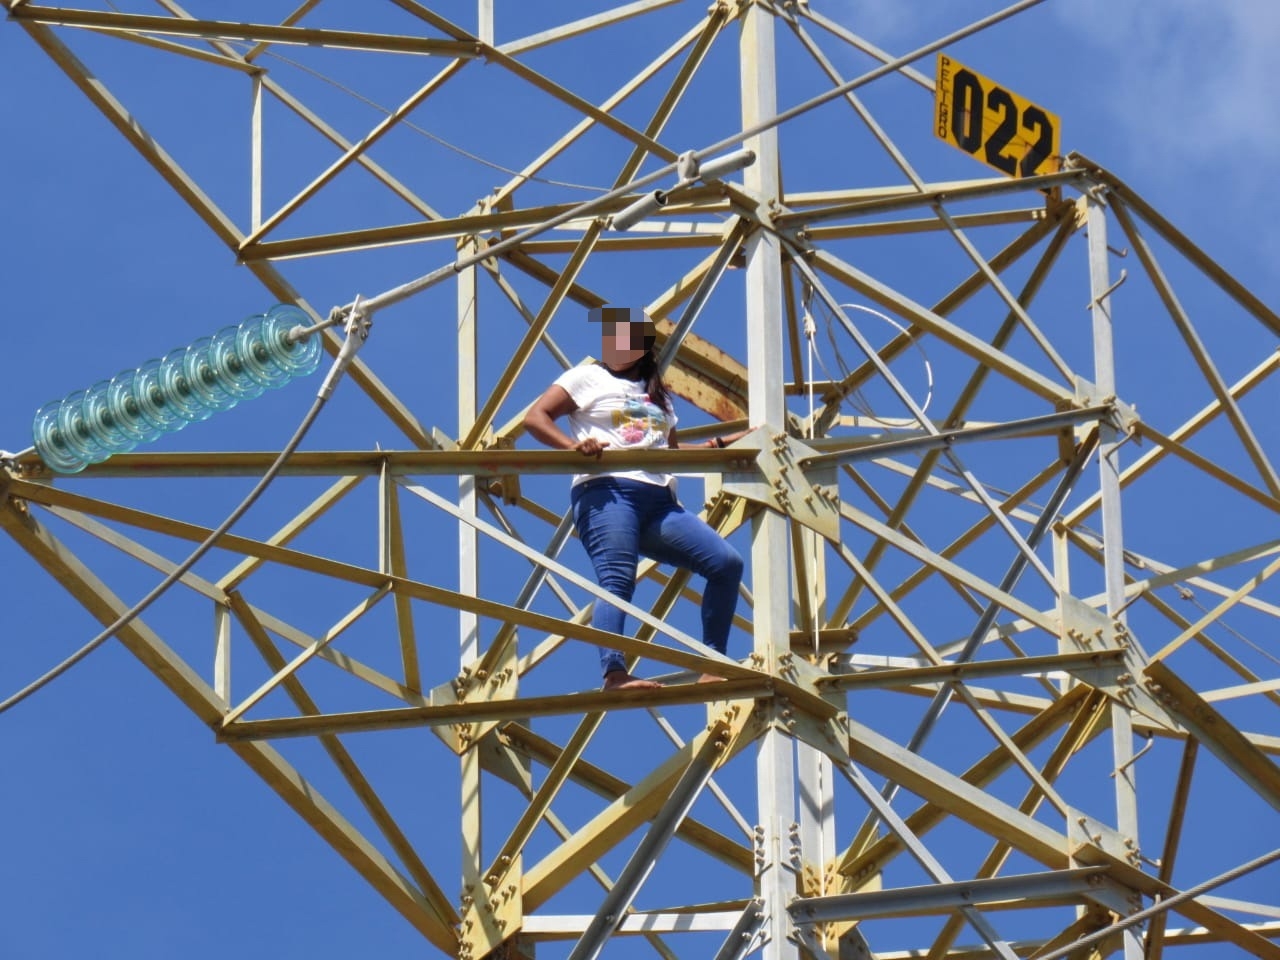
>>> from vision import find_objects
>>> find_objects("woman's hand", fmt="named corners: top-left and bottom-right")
top-left (574, 437), bottom-right (610, 459)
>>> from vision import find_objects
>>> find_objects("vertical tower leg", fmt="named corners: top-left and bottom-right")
top-left (1086, 194), bottom-right (1142, 959)
top-left (741, 7), bottom-right (799, 958)
top-left (459, 242), bottom-right (483, 911)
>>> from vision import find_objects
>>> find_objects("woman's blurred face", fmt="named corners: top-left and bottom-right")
top-left (601, 320), bottom-right (650, 371)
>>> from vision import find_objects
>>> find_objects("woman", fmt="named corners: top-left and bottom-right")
top-left (524, 309), bottom-right (747, 691)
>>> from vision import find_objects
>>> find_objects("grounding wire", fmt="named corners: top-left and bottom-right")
top-left (1179, 587), bottom-right (1280, 668)
top-left (238, 0), bottom-right (1048, 203)
top-left (802, 289), bottom-right (934, 430)
top-left (304, 0), bottom-right (1053, 328)
top-left (242, 44), bottom-right (612, 195)
top-left (803, 301), bottom-right (821, 655)
top-left (0, 317), bottom-right (369, 717)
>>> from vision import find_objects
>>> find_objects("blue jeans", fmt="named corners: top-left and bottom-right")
top-left (571, 477), bottom-right (744, 678)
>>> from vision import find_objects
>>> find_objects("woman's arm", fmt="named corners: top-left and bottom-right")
top-left (669, 427), bottom-right (752, 450)
top-left (525, 385), bottom-right (609, 458)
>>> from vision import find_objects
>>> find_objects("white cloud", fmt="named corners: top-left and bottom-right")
top-left (1053, 0), bottom-right (1280, 170)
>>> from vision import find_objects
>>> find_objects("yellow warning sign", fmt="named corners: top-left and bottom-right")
top-left (934, 54), bottom-right (1061, 178)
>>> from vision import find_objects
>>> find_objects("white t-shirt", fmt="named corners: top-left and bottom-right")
top-left (554, 363), bottom-right (678, 488)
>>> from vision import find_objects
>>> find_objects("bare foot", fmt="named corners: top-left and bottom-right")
top-left (697, 673), bottom-right (728, 684)
top-left (602, 670), bottom-right (662, 691)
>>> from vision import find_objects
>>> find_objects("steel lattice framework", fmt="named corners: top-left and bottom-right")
top-left (3, 2), bottom-right (1279, 959)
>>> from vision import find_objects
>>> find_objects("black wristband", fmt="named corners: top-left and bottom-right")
top-left (715, 437), bottom-right (726, 448)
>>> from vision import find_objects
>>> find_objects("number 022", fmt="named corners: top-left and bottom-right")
top-left (936, 56), bottom-right (1059, 178)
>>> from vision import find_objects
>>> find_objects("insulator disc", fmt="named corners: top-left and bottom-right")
top-left (235, 315), bottom-right (292, 389)
top-left (55, 388), bottom-right (114, 464)
top-left (261, 305), bottom-right (322, 378)
top-left (32, 399), bottom-right (89, 474)
top-left (81, 379), bottom-right (140, 454)
top-left (103, 369), bottom-right (163, 444)
top-left (133, 357), bottom-right (190, 433)
top-left (183, 337), bottom-right (239, 413)
top-left (157, 347), bottom-right (214, 422)
top-left (208, 324), bottom-right (265, 400)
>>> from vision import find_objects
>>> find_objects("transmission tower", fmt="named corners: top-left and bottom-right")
top-left (3, 3), bottom-right (1279, 959)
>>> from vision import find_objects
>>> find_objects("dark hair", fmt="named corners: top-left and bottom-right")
top-left (634, 348), bottom-right (671, 413)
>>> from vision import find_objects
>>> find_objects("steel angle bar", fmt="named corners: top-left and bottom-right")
top-left (1061, 304), bottom-right (1280, 529)
top-left (807, 207), bottom-right (1047, 242)
top-left (647, 709), bottom-right (754, 839)
top-left (482, 262), bottom-right (574, 373)
top-left (890, 433), bottom-right (1095, 763)
top-left (800, 406), bottom-right (1109, 468)
top-left (222, 474), bottom-right (365, 592)
top-left (484, 46), bottom-right (677, 163)
top-left (220, 678), bottom-right (773, 742)
top-left (1197, 896), bottom-right (1280, 922)
top-left (1146, 739), bottom-right (1197, 960)
top-left (74, 22), bottom-right (259, 71)
top-left (523, 910), bottom-right (746, 935)
top-left (837, 760), bottom-right (1021, 960)
top-left (824, 650), bottom-right (1126, 690)
top-left (1110, 197), bottom-right (1280, 498)
top-left (824, 213), bottom-right (1078, 623)
top-left (396, 480), bottom-right (744, 670)
top-left (528, 817), bottom-right (683, 960)
top-left (245, 58), bottom-right (469, 246)
top-left (712, 900), bottom-right (766, 960)
top-left (473, 505), bottom-right (579, 677)
top-left (1152, 550), bottom-right (1280, 662)
top-left (790, 867), bottom-right (1110, 924)
top-left (835, 502), bottom-right (1058, 634)
top-left (791, 5), bottom-right (937, 90)
top-left (490, 17), bottom-right (711, 208)
top-left (222, 582), bottom-right (393, 725)
top-left (236, 601), bottom-right (428, 707)
top-left (798, 249), bottom-right (1063, 594)
top-left (1071, 154), bottom-right (1280, 337)
top-left (808, 248), bottom-right (1072, 406)
top-left (0, 502), bottom-right (459, 953)
top-left (42, 506), bottom-right (228, 605)
top-left (498, 0), bottom-right (685, 57)
top-left (1134, 422), bottom-right (1280, 513)
top-left (774, 169), bottom-right (1085, 229)
top-left (226, 593), bottom-right (456, 929)
top-left (242, 203), bottom-right (588, 261)
top-left (656, 220), bottom-right (751, 376)
top-left (1036, 848), bottom-right (1280, 960)
top-left (380, 465), bottom-right (422, 691)
top-left (566, 737), bottom-right (724, 960)
top-left (809, 209), bottom-right (1067, 429)
top-left (463, 223), bottom-right (604, 450)
top-left (9, 6), bottom-right (480, 55)
top-left (934, 201), bottom-right (1076, 382)
top-left (1143, 661), bottom-right (1280, 814)
top-left (780, 8), bottom-right (924, 191)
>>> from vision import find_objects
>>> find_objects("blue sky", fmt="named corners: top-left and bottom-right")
top-left (1, 3), bottom-right (1278, 959)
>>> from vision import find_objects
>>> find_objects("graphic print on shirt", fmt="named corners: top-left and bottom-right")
top-left (613, 394), bottom-right (669, 444)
